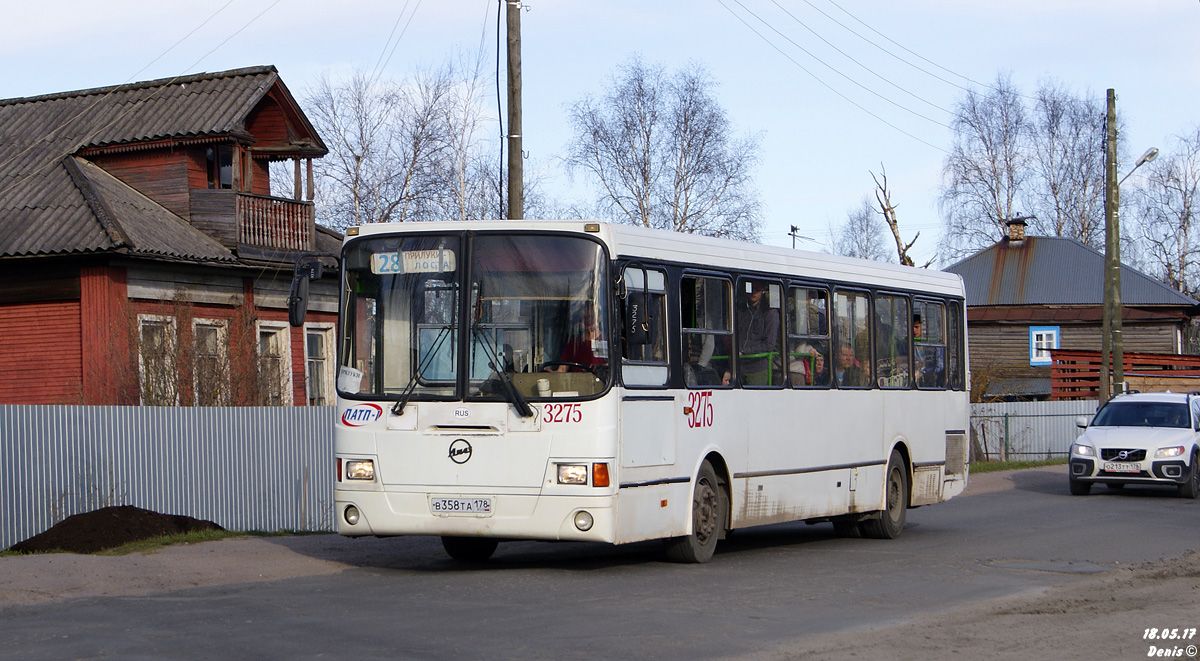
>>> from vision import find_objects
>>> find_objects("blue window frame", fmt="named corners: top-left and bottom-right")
top-left (1029, 326), bottom-right (1059, 366)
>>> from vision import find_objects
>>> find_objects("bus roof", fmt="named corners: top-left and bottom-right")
top-left (346, 220), bottom-right (964, 298)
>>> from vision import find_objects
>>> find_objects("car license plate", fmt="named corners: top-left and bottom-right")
top-left (1102, 462), bottom-right (1140, 473)
top-left (430, 497), bottom-right (493, 516)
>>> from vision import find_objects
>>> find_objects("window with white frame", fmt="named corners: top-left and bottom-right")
top-left (138, 314), bottom-right (177, 406)
top-left (257, 322), bottom-right (292, 405)
top-left (1030, 326), bottom-right (1060, 366)
top-left (304, 324), bottom-right (335, 406)
top-left (193, 319), bottom-right (229, 406)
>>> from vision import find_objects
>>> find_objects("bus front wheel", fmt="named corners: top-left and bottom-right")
top-left (861, 450), bottom-right (908, 539)
top-left (440, 536), bottom-right (499, 562)
top-left (664, 461), bottom-right (724, 563)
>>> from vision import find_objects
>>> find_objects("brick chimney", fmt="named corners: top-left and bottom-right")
top-left (1006, 217), bottom-right (1027, 243)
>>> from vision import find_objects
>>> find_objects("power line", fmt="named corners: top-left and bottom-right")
top-left (767, 0), bottom-right (951, 116)
top-left (716, 0), bottom-right (948, 153)
top-left (729, 0), bottom-right (950, 130)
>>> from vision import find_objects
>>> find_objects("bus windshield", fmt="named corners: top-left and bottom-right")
top-left (338, 233), bottom-right (610, 401)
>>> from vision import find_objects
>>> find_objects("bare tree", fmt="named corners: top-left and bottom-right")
top-left (1026, 82), bottom-right (1106, 248)
top-left (301, 56), bottom-right (502, 230)
top-left (566, 57), bottom-right (762, 240)
top-left (1130, 127), bottom-right (1200, 297)
top-left (938, 74), bottom-right (1030, 259)
top-left (830, 198), bottom-right (891, 262)
top-left (871, 166), bottom-right (929, 267)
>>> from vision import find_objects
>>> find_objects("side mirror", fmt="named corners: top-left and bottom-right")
top-left (288, 255), bottom-right (324, 327)
top-left (1075, 416), bottom-right (1089, 429)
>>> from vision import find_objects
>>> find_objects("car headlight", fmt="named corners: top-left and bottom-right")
top-left (1071, 443), bottom-right (1095, 457)
top-left (1155, 446), bottom-right (1186, 458)
top-left (557, 464), bottom-right (588, 485)
top-left (345, 459), bottom-right (375, 481)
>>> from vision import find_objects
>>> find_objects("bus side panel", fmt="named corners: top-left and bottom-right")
top-left (614, 482), bottom-right (690, 544)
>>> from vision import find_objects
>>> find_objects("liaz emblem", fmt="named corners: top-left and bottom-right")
top-left (448, 439), bottom-right (473, 464)
top-left (341, 403), bottom-right (383, 427)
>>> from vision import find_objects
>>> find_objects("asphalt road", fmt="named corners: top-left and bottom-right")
top-left (1, 466), bottom-right (1196, 660)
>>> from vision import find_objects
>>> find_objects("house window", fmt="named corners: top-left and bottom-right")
top-left (1030, 326), bottom-right (1060, 366)
top-left (138, 314), bottom-right (177, 406)
top-left (207, 145), bottom-right (234, 189)
top-left (257, 322), bottom-right (292, 405)
top-left (304, 324), bottom-right (335, 406)
top-left (193, 320), bottom-right (229, 406)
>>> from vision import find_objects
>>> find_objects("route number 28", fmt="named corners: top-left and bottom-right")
top-left (686, 391), bottom-right (715, 428)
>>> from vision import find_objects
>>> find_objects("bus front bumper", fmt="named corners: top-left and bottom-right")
top-left (334, 489), bottom-right (617, 543)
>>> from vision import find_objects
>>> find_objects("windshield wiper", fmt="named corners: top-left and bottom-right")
top-left (391, 324), bottom-right (454, 416)
top-left (471, 325), bottom-right (534, 418)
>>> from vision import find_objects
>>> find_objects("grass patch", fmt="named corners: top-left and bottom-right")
top-left (970, 457), bottom-right (1068, 474)
top-left (94, 529), bottom-right (248, 556)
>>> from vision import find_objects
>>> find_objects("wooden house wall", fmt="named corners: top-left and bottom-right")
top-left (93, 151), bottom-right (191, 221)
top-left (968, 321), bottom-right (1180, 382)
top-left (245, 98), bottom-right (291, 148)
top-left (188, 189), bottom-right (238, 248)
top-left (0, 301), bottom-right (83, 404)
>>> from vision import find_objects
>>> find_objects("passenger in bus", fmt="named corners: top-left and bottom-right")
top-left (810, 350), bottom-right (831, 386)
top-left (735, 282), bottom-right (780, 386)
top-left (685, 333), bottom-right (725, 386)
top-left (835, 343), bottom-right (867, 387)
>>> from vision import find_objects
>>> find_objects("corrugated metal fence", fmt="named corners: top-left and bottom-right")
top-left (1, 406), bottom-right (335, 550)
top-left (970, 400), bottom-right (1098, 461)
top-left (2, 401), bottom-right (1099, 549)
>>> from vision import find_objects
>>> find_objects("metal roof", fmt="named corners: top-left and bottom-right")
top-left (0, 66), bottom-right (321, 263)
top-left (944, 236), bottom-right (1198, 308)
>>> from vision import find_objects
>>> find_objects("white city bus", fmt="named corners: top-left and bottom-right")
top-left (290, 220), bottom-right (969, 563)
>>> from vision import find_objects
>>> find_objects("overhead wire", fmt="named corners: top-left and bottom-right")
top-left (715, 0), bottom-right (948, 153)
top-left (728, 0), bottom-right (950, 131)
top-left (767, 0), bottom-right (951, 116)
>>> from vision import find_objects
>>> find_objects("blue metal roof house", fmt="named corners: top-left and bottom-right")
top-left (944, 219), bottom-right (1199, 400)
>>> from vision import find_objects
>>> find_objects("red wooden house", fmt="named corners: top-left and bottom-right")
top-left (0, 66), bottom-right (341, 406)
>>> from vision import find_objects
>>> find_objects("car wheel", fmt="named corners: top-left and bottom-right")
top-left (1178, 452), bottom-right (1199, 499)
top-left (1069, 478), bottom-right (1091, 496)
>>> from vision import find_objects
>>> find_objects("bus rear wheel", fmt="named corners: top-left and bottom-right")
top-left (440, 536), bottom-right (499, 562)
top-left (861, 450), bottom-right (908, 539)
top-left (664, 461), bottom-right (724, 563)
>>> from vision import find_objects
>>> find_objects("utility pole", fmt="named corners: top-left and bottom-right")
top-left (505, 1), bottom-right (523, 220)
top-left (1100, 89), bottom-right (1119, 401)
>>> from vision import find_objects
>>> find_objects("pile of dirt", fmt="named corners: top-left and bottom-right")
top-left (8, 506), bottom-right (223, 554)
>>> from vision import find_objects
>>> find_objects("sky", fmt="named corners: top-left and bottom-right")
top-left (3, 0), bottom-right (1198, 266)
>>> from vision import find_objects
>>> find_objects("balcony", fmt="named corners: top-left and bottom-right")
top-left (189, 189), bottom-right (316, 257)
top-left (236, 193), bottom-right (315, 252)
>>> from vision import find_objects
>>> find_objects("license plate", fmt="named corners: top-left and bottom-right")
top-left (1102, 462), bottom-right (1140, 473)
top-left (430, 497), bottom-right (493, 516)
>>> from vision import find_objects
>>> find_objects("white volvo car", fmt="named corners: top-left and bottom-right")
top-left (1069, 391), bottom-right (1200, 498)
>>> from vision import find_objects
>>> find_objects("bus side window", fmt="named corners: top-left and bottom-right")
top-left (874, 293), bottom-right (911, 388)
top-left (947, 301), bottom-right (965, 391)
top-left (833, 290), bottom-right (872, 388)
top-left (622, 266), bottom-right (668, 387)
top-left (914, 300), bottom-right (946, 389)
top-left (786, 286), bottom-right (830, 388)
top-left (682, 275), bottom-right (732, 388)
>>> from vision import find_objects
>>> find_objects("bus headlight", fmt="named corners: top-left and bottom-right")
top-left (344, 505), bottom-right (360, 525)
top-left (345, 459), bottom-right (375, 481)
top-left (557, 464), bottom-right (588, 485)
